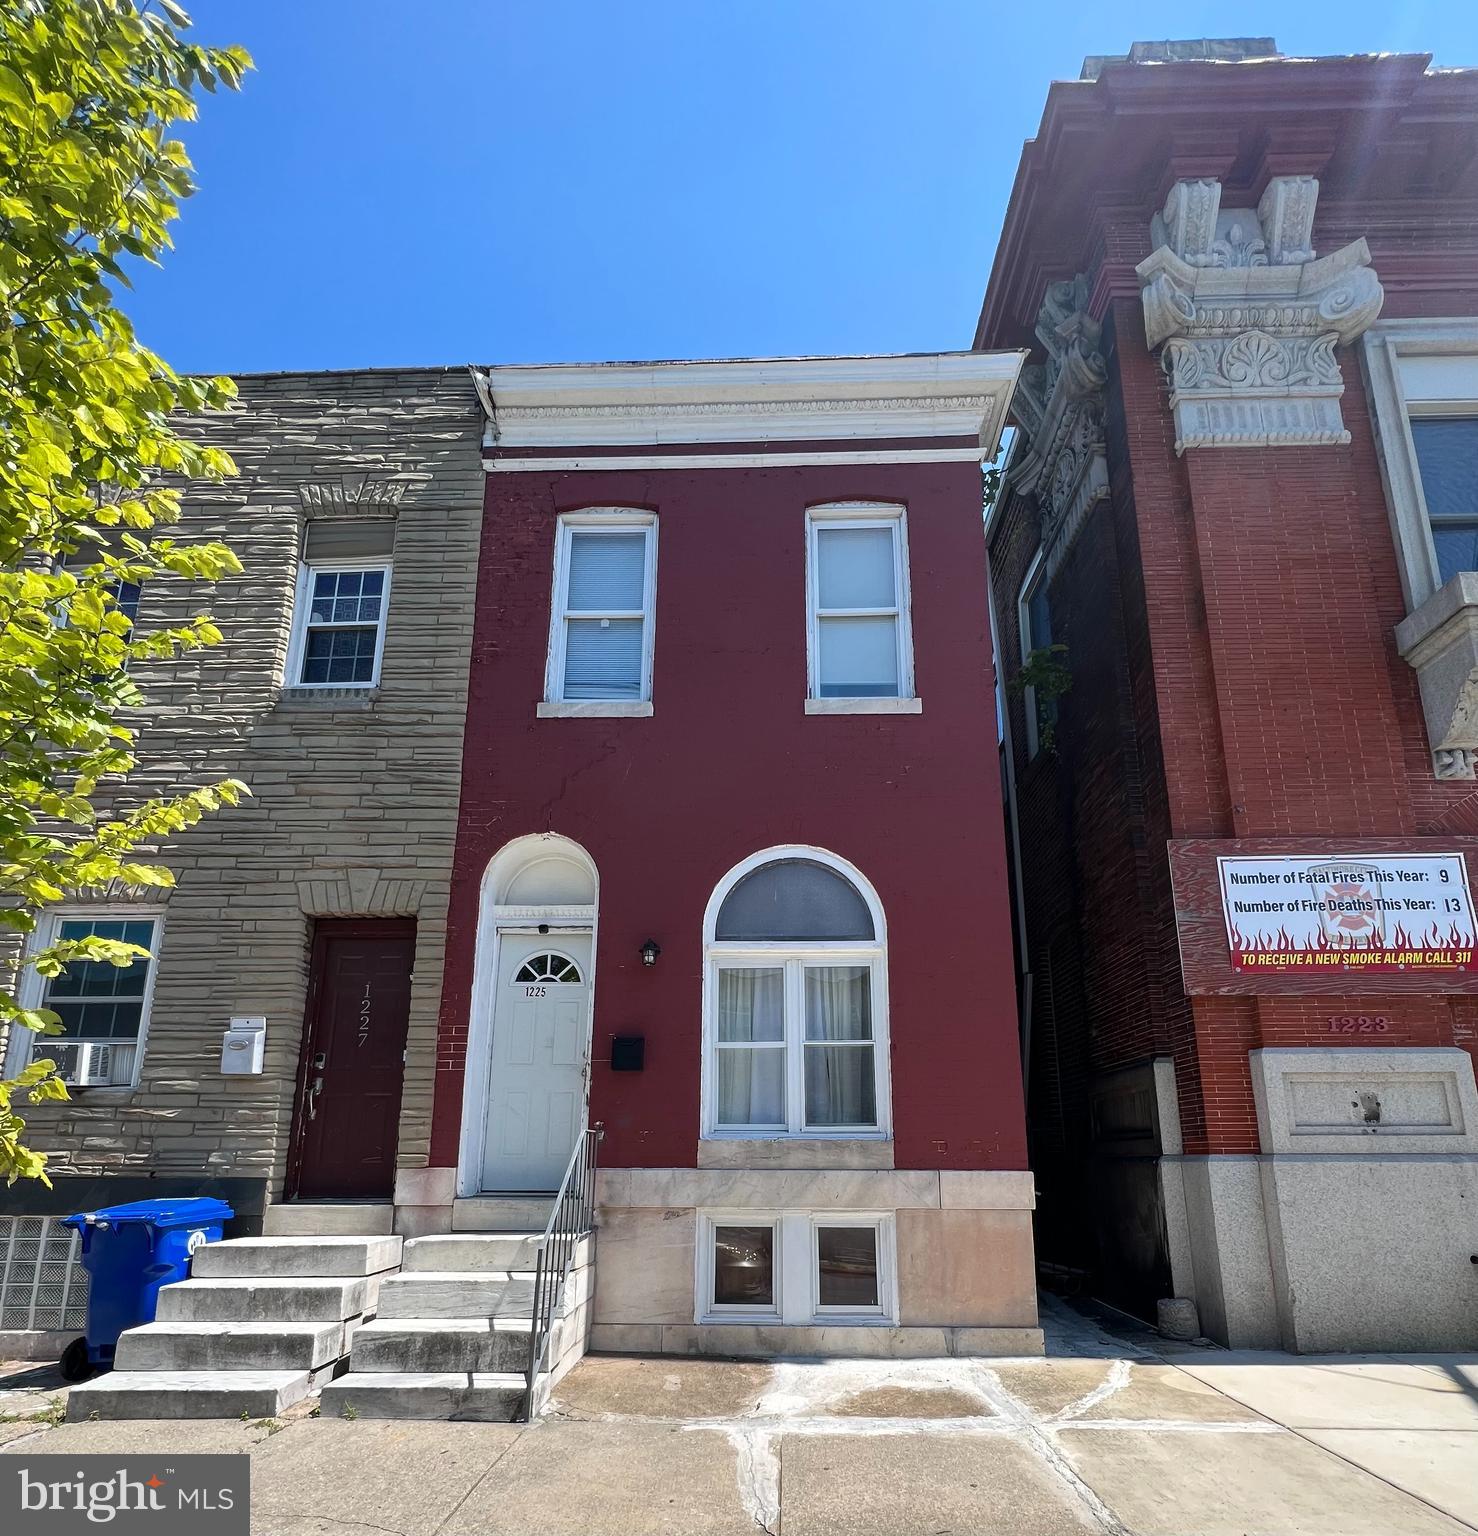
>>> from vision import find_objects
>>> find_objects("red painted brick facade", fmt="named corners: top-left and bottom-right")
top-left (982, 50), bottom-right (1478, 1308)
top-left (429, 451), bottom-right (1027, 1176)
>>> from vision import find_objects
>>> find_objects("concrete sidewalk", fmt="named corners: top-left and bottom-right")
top-left (2, 1299), bottom-right (1475, 1535)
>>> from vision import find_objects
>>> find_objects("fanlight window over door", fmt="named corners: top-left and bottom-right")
top-left (514, 953), bottom-right (583, 985)
top-left (705, 853), bottom-right (887, 1138)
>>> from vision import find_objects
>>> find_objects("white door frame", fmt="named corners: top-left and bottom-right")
top-left (457, 906), bottom-right (597, 1198)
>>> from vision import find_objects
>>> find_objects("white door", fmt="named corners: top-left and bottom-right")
top-left (481, 933), bottom-right (592, 1191)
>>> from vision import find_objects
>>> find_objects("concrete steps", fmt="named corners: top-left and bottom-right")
top-left (114, 1320), bottom-right (345, 1373)
top-left (194, 1235), bottom-right (401, 1278)
top-left (452, 1196), bottom-right (553, 1231)
top-left (66, 1370), bottom-right (313, 1420)
top-left (402, 1233), bottom-right (540, 1271)
top-left (157, 1274), bottom-right (382, 1323)
top-left (375, 1271), bottom-right (534, 1320)
top-left (319, 1371), bottom-right (526, 1422)
top-left (350, 1316), bottom-right (552, 1373)
top-left (323, 1230), bottom-right (592, 1420)
top-left (263, 1203), bottom-right (394, 1236)
top-left (68, 1231), bottom-right (401, 1422)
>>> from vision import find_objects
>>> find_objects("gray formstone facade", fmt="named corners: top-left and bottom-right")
top-left (1, 368), bottom-right (484, 1224)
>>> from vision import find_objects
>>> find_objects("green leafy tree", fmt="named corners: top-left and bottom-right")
top-left (0, 0), bottom-right (251, 1182)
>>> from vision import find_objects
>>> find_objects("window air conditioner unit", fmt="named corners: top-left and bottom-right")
top-left (43, 1041), bottom-right (120, 1087)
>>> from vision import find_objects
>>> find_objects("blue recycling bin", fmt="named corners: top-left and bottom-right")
top-left (61, 1196), bottom-right (233, 1378)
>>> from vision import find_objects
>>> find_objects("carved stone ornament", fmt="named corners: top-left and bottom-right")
top-left (297, 474), bottom-right (409, 513)
top-left (1009, 274), bottom-right (1110, 576)
top-left (1433, 748), bottom-right (1478, 782)
top-left (1395, 572), bottom-right (1478, 782)
top-left (1137, 177), bottom-right (1384, 452)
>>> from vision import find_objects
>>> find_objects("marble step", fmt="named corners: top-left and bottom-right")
top-left (350, 1316), bottom-right (558, 1374)
top-left (375, 1271), bottom-right (534, 1321)
top-left (263, 1203), bottom-right (394, 1237)
top-left (451, 1196), bottom-right (553, 1231)
top-left (193, 1235), bottom-right (402, 1279)
top-left (402, 1234), bottom-right (541, 1273)
top-left (319, 1371), bottom-right (526, 1421)
top-left (113, 1320), bottom-right (345, 1373)
top-left (66, 1370), bottom-right (311, 1421)
top-left (156, 1275), bottom-right (378, 1324)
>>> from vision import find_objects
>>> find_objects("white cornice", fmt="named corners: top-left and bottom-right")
top-left (485, 446), bottom-right (988, 473)
top-left (476, 351), bottom-right (1025, 456)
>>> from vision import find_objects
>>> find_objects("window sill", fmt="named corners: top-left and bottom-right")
top-left (696, 1313), bottom-right (897, 1328)
top-left (698, 1136), bottom-right (894, 1170)
top-left (277, 686), bottom-right (380, 711)
top-left (54, 1084), bottom-right (138, 1102)
top-left (805, 697), bottom-right (922, 715)
top-left (537, 700), bottom-right (653, 719)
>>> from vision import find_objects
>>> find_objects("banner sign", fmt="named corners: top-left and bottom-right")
top-left (1216, 853), bottom-right (1476, 973)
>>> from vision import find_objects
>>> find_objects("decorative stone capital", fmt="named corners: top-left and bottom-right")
top-left (1136, 177), bottom-right (1383, 452)
top-left (1009, 274), bottom-right (1110, 576)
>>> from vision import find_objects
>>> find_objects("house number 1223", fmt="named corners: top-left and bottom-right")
top-left (1326, 1016), bottom-right (1390, 1033)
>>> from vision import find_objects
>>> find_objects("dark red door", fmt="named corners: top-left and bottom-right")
top-left (288, 919), bottom-right (414, 1200)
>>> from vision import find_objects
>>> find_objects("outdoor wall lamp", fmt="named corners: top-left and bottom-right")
top-left (640, 939), bottom-right (662, 967)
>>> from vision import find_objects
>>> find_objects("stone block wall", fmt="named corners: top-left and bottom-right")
top-left (2, 368), bottom-right (484, 1210)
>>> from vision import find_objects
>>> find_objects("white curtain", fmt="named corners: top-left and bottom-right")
top-left (804, 966), bottom-right (875, 1126)
top-left (716, 968), bottom-right (785, 1126)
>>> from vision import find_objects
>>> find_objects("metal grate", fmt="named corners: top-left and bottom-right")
top-left (0, 1215), bottom-right (88, 1331)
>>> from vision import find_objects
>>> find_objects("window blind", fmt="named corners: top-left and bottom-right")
top-left (303, 519), bottom-right (396, 563)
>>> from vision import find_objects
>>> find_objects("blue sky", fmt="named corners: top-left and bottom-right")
top-left (129, 1), bottom-right (1478, 373)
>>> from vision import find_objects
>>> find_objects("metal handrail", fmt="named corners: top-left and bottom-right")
top-left (519, 1121), bottom-right (604, 1420)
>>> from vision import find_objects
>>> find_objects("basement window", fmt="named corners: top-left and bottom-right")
top-left (697, 1212), bottom-right (895, 1325)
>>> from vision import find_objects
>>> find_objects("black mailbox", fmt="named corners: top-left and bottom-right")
top-left (610, 1034), bottom-right (645, 1072)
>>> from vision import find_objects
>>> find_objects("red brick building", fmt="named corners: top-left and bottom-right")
top-left (982, 40), bottom-right (1478, 1350)
top-left (405, 353), bottom-right (1042, 1356)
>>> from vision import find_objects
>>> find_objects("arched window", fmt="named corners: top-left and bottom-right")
top-left (513, 953), bottom-right (583, 985)
top-left (704, 848), bottom-right (888, 1138)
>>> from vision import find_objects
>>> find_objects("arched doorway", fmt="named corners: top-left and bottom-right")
top-left (458, 834), bottom-right (599, 1195)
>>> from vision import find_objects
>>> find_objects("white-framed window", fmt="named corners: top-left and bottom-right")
top-left (696, 1211), bottom-right (896, 1325)
top-left (701, 846), bottom-right (890, 1140)
top-left (1408, 417), bottom-right (1478, 588)
top-left (286, 560), bottom-right (392, 688)
top-left (1017, 548), bottom-right (1053, 760)
top-left (805, 504), bottom-right (917, 712)
top-left (701, 1215), bottom-right (781, 1320)
top-left (3, 909), bottom-right (164, 1089)
top-left (542, 511), bottom-right (657, 714)
top-left (1363, 321), bottom-right (1478, 614)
